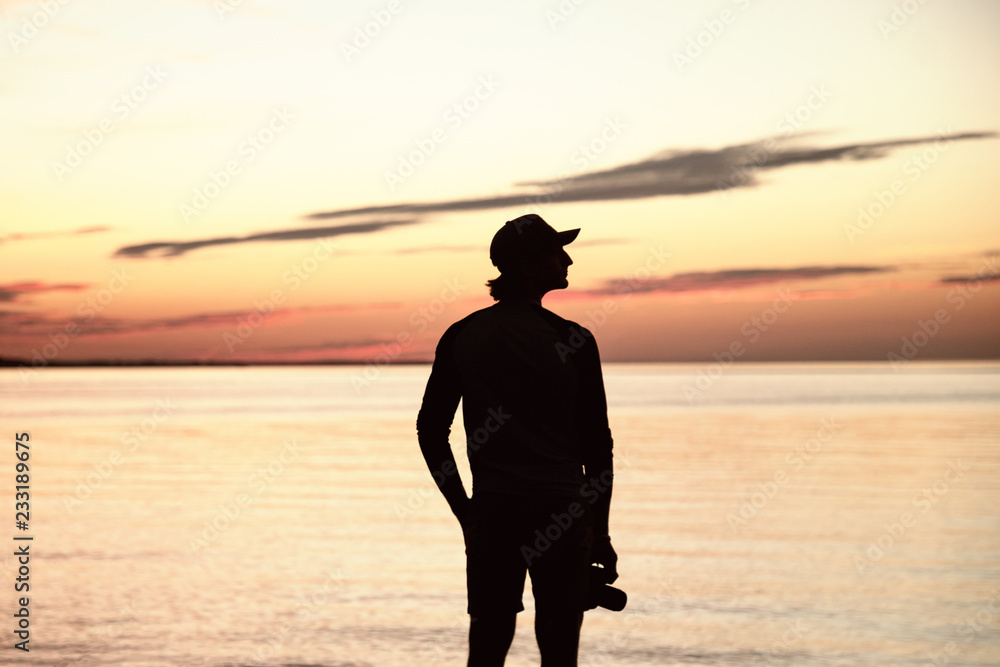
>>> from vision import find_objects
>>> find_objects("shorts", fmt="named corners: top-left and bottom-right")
top-left (465, 491), bottom-right (594, 616)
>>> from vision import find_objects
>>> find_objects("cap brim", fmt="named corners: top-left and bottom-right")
top-left (557, 228), bottom-right (581, 246)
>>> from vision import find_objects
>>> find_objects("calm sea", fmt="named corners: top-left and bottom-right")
top-left (0, 362), bottom-right (998, 666)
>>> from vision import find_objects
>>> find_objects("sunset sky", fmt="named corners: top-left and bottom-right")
top-left (1, 0), bottom-right (998, 365)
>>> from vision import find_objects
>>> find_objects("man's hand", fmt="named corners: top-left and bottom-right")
top-left (591, 536), bottom-right (618, 583)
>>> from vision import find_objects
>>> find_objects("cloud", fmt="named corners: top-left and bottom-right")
top-left (113, 131), bottom-right (995, 260)
top-left (113, 219), bottom-right (418, 258)
top-left (571, 238), bottom-right (631, 249)
top-left (305, 131), bottom-right (996, 220)
top-left (389, 238), bottom-right (627, 255)
top-left (583, 265), bottom-right (892, 297)
top-left (938, 253), bottom-right (999, 285)
top-left (236, 336), bottom-right (437, 363)
top-left (0, 226), bottom-right (110, 245)
top-left (0, 281), bottom-right (90, 302)
top-left (253, 338), bottom-right (392, 353)
top-left (0, 302), bottom-right (403, 338)
top-left (392, 244), bottom-right (483, 255)
top-left (0, 310), bottom-right (41, 325)
top-left (106, 302), bottom-right (402, 335)
top-left (939, 274), bottom-right (1000, 285)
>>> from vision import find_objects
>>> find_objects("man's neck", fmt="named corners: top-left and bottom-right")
top-left (500, 293), bottom-right (544, 307)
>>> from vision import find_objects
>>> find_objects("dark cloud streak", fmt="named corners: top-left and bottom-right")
top-left (113, 219), bottom-right (418, 258)
top-left (1, 226), bottom-right (111, 244)
top-left (306, 132), bottom-right (995, 220)
top-left (114, 131), bottom-right (995, 260)
top-left (0, 281), bottom-right (90, 303)
top-left (584, 265), bottom-right (892, 296)
top-left (939, 274), bottom-right (1000, 285)
top-left (0, 301), bottom-right (403, 337)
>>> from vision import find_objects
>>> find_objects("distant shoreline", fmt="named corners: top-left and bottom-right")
top-left (0, 358), bottom-right (431, 368)
top-left (2, 357), bottom-right (998, 368)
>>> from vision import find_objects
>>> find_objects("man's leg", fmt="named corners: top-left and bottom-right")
top-left (466, 493), bottom-right (528, 666)
top-left (468, 612), bottom-right (517, 667)
top-left (528, 496), bottom-right (593, 667)
top-left (535, 609), bottom-right (583, 667)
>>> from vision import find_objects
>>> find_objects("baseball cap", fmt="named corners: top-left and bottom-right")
top-left (489, 214), bottom-right (580, 268)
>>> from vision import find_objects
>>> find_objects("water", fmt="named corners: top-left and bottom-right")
top-left (0, 362), bottom-right (998, 666)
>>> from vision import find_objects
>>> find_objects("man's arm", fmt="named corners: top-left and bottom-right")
top-left (416, 326), bottom-right (471, 526)
top-left (577, 328), bottom-right (618, 579)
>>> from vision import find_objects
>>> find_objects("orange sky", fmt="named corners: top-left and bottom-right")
top-left (1, 0), bottom-right (998, 367)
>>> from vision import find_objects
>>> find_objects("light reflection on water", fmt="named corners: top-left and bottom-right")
top-left (0, 363), bottom-right (998, 666)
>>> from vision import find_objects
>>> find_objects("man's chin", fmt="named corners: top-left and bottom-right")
top-left (541, 277), bottom-right (569, 295)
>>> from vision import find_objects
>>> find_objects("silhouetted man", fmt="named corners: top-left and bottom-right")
top-left (416, 214), bottom-right (617, 666)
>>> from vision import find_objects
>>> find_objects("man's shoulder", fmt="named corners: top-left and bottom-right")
top-left (535, 305), bottom-right (594, 339)
top-left (438, 302), bottom-right (596, 344)
top-left (438, 304), bottom-right (499, 343)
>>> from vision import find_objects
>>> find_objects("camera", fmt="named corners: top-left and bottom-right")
top-left (586, 564), bottom-right (627, 611)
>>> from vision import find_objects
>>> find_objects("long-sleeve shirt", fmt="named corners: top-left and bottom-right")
top-left (416, 298), bottom-right (614, 533)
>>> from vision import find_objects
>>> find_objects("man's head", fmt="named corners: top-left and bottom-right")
top-left (486, 214), bottom-right (579, 301)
